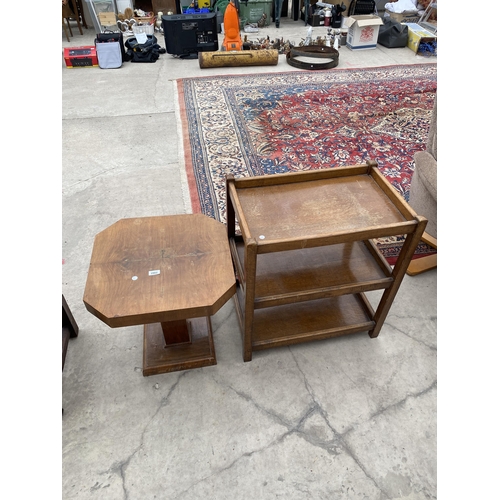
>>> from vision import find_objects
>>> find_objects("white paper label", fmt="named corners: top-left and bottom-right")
top-left (136, 32), bottom-right (148, 44)
top-left (149, 270), bottom-right (160, 276)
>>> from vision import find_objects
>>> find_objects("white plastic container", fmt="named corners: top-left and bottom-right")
top-left (132, 23), bottom-right (155, 36)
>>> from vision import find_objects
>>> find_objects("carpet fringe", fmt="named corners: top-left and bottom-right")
top-left (173, 81), bottom-right (193, 215)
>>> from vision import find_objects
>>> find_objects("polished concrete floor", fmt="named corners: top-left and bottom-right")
top-left (62, 16), bottom-right (438, 500)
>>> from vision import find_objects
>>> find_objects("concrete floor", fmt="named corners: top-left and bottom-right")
top-left (62, 16), bottom-right (437, 500)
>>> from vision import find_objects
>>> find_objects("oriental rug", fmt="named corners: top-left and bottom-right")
top-left (176, 63), bottom-right (437, 264)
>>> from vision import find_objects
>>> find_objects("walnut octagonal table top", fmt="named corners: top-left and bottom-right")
top-left (84, 214), bottom-right (236, 328)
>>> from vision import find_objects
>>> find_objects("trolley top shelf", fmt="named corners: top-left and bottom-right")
top-left (226, 162), bottom-right (423, 251)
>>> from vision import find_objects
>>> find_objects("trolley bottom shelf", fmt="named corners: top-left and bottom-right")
top-left (234, 288), bottom-right (376, 352)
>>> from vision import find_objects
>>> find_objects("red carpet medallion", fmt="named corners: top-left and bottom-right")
top-left (176, 63), bottom-right (437, 264)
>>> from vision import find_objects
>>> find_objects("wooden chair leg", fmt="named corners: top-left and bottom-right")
top-left (406, 253), bottom-right (437, 276)
top-left (66, 18), bottom-right (73, 37)
top-left (70, 0), bottom-right (84, 35)
top-left (62, 19), bottom-right (71, 42)
top-left (421, 232), bottom-right (437, 249)
top-left (62, 295), bottom-right (79, 414)
top-left (68, 0), bottom-right (83, 35)
top-left (406, 231), bottom-right (437, 276)
top-left (62, 295), bottom-right (79, 371)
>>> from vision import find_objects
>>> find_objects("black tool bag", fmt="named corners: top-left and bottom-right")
top-left (96, 31), bottom-right (129, 62)
top-left (125, 35), bottom-right (161, 63)
top-left (347, 0), bottom-right (376, 16)
top-left (377, 18), bottom-right (408, 48)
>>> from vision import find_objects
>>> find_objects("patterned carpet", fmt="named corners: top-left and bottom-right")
top-left (176, 63), bottom-right (437, 263)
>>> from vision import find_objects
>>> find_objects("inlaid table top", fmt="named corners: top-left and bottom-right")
top-left (83, 214), bottom-right (236, 329)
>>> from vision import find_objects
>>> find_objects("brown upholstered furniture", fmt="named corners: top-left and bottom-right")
top-left (407, 97), bottom-right (437, 276)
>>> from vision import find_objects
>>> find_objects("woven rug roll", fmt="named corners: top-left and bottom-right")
top-left (199, 49), bottom-right (279, 68)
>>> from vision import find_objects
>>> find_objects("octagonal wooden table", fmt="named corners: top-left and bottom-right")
top-left (83, 214), bottom-right (236, 376)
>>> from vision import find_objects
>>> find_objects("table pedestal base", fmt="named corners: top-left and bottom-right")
top-left (142, 317), bottom-right (217, 376)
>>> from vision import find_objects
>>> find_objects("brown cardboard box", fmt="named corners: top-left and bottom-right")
top-left (98, 11), bottom-right (117, 26)
top-left (389, 11), bottom-right (420, 23)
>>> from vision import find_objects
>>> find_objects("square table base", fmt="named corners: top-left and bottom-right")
top-left (142, 317), bottom-right (217, 376)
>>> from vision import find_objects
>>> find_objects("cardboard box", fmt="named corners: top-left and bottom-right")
top-left (344, 15), bottom-right (383, 50)
top-left (98, 11), bottom-right (117, 26)
top-left (405, 23), bottom-right (437, 54)
top-left (389, 11), bottom-right (420, 24)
